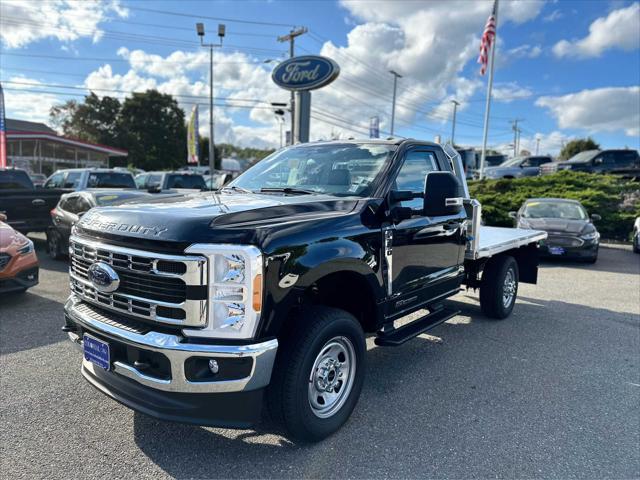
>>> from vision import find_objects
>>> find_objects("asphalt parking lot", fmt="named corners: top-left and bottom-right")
top-left (1, 237), bottom-right (639, 479)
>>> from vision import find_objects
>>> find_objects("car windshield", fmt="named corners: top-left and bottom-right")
top-left (229, 143), bottom-right (395, 196)
top-left (166, 174), bottom-right (206, 189)
top-left (566, 150), bottom-right (598, 163)
top-left (87, 172), bottom-right (136, 188)
top-left (500, 157), bottom-right (523, 167)
top-left (523, 201), bottom-right (588, 220)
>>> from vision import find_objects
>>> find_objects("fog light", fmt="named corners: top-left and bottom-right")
top-left (208, 359), bottom-right (219, 374)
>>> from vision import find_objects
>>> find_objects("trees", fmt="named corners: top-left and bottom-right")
top-left (118, 91), bottom-right (186, 171)
top-left (559, 137), bottom-right (600, 160)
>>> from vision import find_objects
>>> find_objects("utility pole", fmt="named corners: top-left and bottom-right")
top-left (389, 70), bottom-right (402, 137)
top-left (450, 100), bottom-right (460, 145)
top-left (535, 135), bottom-right (540, 155)
top-left (196, 22), bottom-right (225, 184)
top-left (510, 119), bottom-right (523, 157)
top-left (278, 27), bottom-right (307, 144)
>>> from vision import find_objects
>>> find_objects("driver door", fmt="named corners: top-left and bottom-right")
top-left (386, 149), bottom-right (466, 314)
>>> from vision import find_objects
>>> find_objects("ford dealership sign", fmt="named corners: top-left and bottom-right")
top-left (272, 56), bottom-right (340, 91)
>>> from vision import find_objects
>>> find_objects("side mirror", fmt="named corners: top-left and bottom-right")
top-left (0, 212), bottom-right (7, 222)
top-left (423, 172), bottom-right (463, 217)
top-left (508, 211), bottom-right (517, 219)
top-left (147, 185), bottom-right (161, 193)
top-left (591, 214), bottom-right (601, 222)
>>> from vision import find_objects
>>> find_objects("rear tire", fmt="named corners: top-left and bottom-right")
top-left (480, 255), bottom-right (519, 319)
top-left (267, 306), bottom-right (366, 442)
top-left (46, 230), bottom-right (64, 260)
top-left (633, 234), bottom-right (640, 254)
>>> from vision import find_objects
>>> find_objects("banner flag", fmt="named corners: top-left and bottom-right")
top-left (0, 83), bottom-right (7, 168)
top-left (187, 105), bottom-right (199, 165)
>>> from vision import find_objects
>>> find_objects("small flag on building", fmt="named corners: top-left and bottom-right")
top-left (187, 105), bottom-right (199, 165)
top-left (0, 83), bottom-right (7, 168)
top-left (478, 0), bottom-right (497, 76)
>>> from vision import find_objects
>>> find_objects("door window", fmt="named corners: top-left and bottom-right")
top-left (395, 151), bottom-right (439, 208)
top-left (63, 172), bottom-right (82, 188)
top-left (45, 172), bottom-right (64, 188)
top-left (135, 174), bottom-right (148, 189)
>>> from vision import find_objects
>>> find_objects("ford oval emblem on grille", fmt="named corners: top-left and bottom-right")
top-left (88, 262), bottom-right (120, 293)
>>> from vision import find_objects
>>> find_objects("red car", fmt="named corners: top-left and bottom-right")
top-left (0, 213), bottom-right (39, 294)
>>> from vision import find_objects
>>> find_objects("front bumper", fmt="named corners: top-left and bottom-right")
top-left (0, 266), bottom-right (39, 293)
top-left (64, 296), bottom-right (278, 427)
top-left (539, 239), bottom-right (599, 259)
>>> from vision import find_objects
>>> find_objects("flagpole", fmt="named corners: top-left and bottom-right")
top-left (479, 0), bottom-right (499, 180)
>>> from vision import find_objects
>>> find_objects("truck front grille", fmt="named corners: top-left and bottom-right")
top-left (69, 237), bottom-right (207, 327)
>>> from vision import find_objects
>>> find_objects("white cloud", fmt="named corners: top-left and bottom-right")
top-left (543, 9), bottom-right (563, 22)
top-left (0, 0), bottom-right (128, 49)
top-left (507, 44), bottom-right (542, 59)
top-left (3, 76), bottom-right (62, 123)
top-left (493, 82), bottom-right (534, 103)
top-left (536, 86), bottom-right (640, 137)
top-left (553, 2), bottom-right (640, 58)
top-left (493, 131), bottom-right (573, 156)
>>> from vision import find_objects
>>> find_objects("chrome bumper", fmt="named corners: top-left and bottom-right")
top-left (64, 296), bottom-right (278, 394)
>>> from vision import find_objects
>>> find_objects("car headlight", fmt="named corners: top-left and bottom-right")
top-left (183, 244), bottom-right (263, 339)
top-left (581, 230), bottom-right (599, 241)
top-left (17, 238), bottom-right (34, 255)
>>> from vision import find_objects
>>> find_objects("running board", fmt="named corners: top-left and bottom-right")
top-left (374, 307), bottom-right (460, 347)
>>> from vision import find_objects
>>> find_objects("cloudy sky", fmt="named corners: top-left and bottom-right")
top-left (1, 0), bottom-right (639, 155)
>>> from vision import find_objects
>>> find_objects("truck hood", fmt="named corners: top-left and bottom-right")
top-left (75, 191), bottom-right (361, 245)
top-left (520, 217), bottom-right (588, 234)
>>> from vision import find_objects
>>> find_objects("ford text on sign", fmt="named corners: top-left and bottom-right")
top-left (272, 55), bottom-right (340, 91)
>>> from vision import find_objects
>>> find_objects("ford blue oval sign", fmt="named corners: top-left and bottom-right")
top-left (271, 56), bottom-right (340, 91)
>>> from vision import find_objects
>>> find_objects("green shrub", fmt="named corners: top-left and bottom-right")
top-left (468, 171), bottom-right (640, 240)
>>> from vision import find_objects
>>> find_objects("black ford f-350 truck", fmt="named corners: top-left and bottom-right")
top-left (63, 140), bottom-right (546, 441)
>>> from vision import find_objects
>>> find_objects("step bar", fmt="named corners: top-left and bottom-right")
top-left (374, 307), bottom-right (459, 347)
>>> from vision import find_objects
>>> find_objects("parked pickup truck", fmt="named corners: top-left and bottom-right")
top-left (63, 140), bottom-right (546, 442)
top-left (0, 168), bottom-right (66, 233)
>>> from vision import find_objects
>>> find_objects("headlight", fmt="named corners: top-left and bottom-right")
top-left (581, 230), bottom-right (599, 241)
top-left (183, 244), bottom-right (263, 339)
top-left (17, 239), bottom-right (34, 255)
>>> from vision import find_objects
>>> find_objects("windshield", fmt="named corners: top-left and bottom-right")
top-left (166, 174), bottom-right (206, 189)
top-left (500, 157), bottom-right (523, 167)
top-left (87, 172), bottom-right (136, 188)
top-left (229, 143), bottom-right (395, 196)
top-left (523, 201), bottom-right (588, 220)
top-left (567, 150), bottom-right (598, 163)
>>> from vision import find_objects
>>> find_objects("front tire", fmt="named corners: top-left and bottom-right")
top-left (267, 306), bottom-right (366, 442)
top-left (480, 255), bottom-right (519, 319)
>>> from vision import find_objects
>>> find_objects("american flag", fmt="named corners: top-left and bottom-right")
top-left (0, 83), bottom-right (6, 168)
top-left (478, 0), bottom-right (497, 75)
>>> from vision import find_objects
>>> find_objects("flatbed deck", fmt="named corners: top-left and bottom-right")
top-left (466, 226), bottom-right (547, 260)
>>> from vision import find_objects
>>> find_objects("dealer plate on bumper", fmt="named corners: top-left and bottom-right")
top-left (83, 334), bottom-right (111, 370)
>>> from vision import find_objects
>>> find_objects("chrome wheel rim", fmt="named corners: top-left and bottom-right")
top-left (308, 336), bottom-right (356, 419)
top-left (502, 268), bottom-right (516, 308)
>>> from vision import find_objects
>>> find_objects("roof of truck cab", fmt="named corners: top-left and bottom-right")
top-left (295, 138), bottom-right (440, 147)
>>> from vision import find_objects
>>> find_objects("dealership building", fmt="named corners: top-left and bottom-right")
top-left (5, 119), bottom-right (128, 175)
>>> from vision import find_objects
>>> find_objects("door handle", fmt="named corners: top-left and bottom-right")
top-left (32, 199), bottom-right (45, 206)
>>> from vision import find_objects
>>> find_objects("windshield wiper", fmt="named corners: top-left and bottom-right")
top-left (259, 187), bottom-right (319, 195)
top-left (221, 186), bottom-right (253, 194)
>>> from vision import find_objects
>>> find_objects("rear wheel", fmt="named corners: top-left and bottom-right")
top-left (46, 230), bottom-right (64, 260)
top-left (480, 255), bottom-right (519, 319)
top-left (267, 306), bottom-right (366, 442)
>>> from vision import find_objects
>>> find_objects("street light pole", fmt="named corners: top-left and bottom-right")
top-left (389, 70), bottom-right (402, 137)
top-left (450, 99), bottom-right (460, 145)
top-left (196, 22), bottom-right (225, 185)
top-left (277, 27), bottom-right (307, 144)
top-left (535, 135), bottom-right (540, 155)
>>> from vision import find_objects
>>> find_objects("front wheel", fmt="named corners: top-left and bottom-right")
top-left (480, 255), bottom-right (519, 319)
top-left (267, 306), bottom-right (366, 442)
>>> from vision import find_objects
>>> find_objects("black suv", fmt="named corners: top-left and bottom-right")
top-left (541, 149), bottom-right (640, 176)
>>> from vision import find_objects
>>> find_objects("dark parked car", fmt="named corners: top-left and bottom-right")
top-left (510, 198), bottom-right (600, 262)
top-left (0, 168), bottom-right (66, 233)
top-left (540, 149), bottom-right (640, 176)
top-left (44, 168), bottom-right (136, 190)
top-left (47, 189), bottom-right (178, 259)
top-left (135, 171), bottom-right (207, 192)
top-left (484, 155), bottom-right (552, 179)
